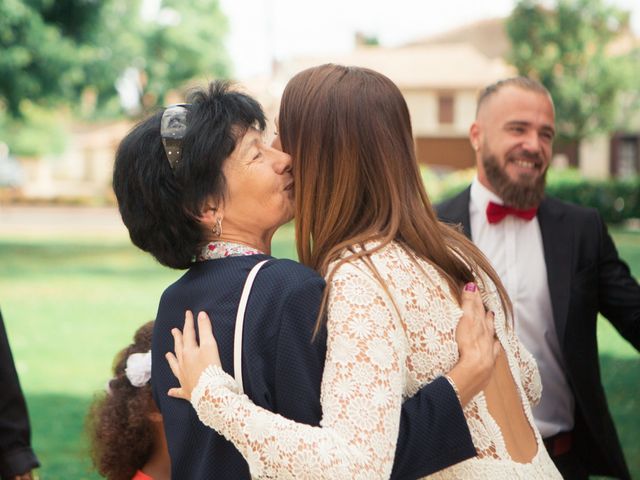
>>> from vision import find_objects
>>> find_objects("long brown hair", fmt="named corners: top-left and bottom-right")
top-left (279, 64), bottom-right (511, 332)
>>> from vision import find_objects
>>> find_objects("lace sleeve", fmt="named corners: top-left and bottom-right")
top-left (190, 261), bottom-right (407, 479)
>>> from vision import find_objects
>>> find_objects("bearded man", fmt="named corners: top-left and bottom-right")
top-left (436, 77), bottom-right (639, 480)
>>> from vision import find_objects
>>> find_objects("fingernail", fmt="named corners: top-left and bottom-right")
top-left (464, 282), bottom-right (477, 292)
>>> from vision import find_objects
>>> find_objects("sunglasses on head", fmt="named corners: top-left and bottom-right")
top-left (161, 103), bottom-right (190, 170)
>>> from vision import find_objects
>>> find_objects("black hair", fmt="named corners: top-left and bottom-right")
top-left (113, 81), bottom-right (266, 269)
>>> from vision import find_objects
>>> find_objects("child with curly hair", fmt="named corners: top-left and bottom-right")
top-left (87, 321), bottom-right (170, 480)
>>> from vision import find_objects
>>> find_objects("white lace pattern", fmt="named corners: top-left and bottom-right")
top-left (191, 241), bottom-right (561, 479)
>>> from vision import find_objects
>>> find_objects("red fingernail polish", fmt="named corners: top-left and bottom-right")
top-left (464, 282), bottom-right (477, 292)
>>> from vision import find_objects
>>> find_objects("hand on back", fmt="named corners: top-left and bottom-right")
top-left (166, 310), bottom-right (222, 401)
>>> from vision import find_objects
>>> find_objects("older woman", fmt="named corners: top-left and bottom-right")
top-left (113, 82), bottom-right (497, 479)
top-left (167, 66), bottom-right (562, 478)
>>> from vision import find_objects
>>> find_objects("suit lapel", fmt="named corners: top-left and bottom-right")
top-left (439, 190), bottom-right (571, 344)
top-left (537, 198), bottom-right (572, 346)
top-left (440, 191), bottom-right (573, 346)
top-left (437, 187), bottom-right (472, 237)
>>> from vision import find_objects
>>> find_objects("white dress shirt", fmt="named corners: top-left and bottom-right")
top-left (469, 178), bottom-right (574, 438)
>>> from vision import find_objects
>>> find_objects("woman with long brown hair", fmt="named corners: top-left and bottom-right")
top-left (167, 64), bottom-right (561, 478)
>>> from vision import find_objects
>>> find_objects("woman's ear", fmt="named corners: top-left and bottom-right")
top-left (198, 197), bottom-right (225, 239)
top-left (198, 197), bottom-right (223, 228)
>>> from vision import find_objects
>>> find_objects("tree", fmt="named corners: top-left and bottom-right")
top-left (506, 0), bottom-right (637, 148)
top-left (0, 0), bottom-right (94, 116)
top-left (0, 0), bottom-right (229, 118)
top-left (135, 0), bottom-right (230, 108)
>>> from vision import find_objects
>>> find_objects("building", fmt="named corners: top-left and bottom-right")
top-left (268, 43), bottom-right (515, 172)
top-left (262, 17), bottom-right (640, 177)
top-left (406, 17), bottom-right (640, 178)
top-left (11, 17), bottom-right (638, 204)
top-left (18, 120), bottom-right (132, 201)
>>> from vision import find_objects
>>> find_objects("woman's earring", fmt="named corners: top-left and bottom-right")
top-left (213, 217), bottom-right (223, 237)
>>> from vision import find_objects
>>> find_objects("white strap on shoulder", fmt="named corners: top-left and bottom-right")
top-left (233, 259), bottom-right (269, 393)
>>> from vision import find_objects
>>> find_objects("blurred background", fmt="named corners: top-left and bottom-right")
top-left (0, 0), bottom-right (638, 478)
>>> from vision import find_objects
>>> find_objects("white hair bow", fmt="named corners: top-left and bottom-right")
top-left (125, 351), bottom-right (152, 387)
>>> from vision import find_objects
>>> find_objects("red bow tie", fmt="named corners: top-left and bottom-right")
top-left (486, 202), bottom-right (537, 224)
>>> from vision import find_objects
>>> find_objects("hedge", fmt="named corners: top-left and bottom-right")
top-left (425, 167), bottom-right (640, 224)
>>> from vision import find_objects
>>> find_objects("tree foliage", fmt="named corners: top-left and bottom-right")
top-left (0, 0), bottom-right (229, 118)
top-left (0, 0), bottom-right (91, 116)
top-left (506, 0), bottom-right (638, 144)
top-left (138, 0), bottom-right (229, 108)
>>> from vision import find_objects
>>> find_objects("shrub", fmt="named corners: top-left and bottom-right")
top-left (427, 166), bottom-right (640, 224)
top-left (545, 174), bottom-right (640, 223)
top-left (0, 103), bottom-right (69, 157)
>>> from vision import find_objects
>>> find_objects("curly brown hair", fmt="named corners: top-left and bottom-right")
top-left (86, 321), bottom-right (156, 480)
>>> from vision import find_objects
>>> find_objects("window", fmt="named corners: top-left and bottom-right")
top-left (612, 135), bottom-right (640, 178)
top-left (438, 94), bottom-right (454, 125)
top-left (617, 138), bottom-right (639, 177)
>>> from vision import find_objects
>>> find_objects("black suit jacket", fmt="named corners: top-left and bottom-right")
top-left (0, 309), bottom-right (40, 480)
top-left (153, 255), bottom-right (475, 480)
top-left (436, 187), bottom-right (640, 480)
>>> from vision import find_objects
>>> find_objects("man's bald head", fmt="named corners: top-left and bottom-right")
top-left (476, 77), bottom-right (554, 119)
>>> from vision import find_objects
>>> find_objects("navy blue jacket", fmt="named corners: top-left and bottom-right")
top-left (153, 255), bottom-right (475, 479)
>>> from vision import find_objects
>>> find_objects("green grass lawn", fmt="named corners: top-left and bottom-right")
top-left (0, 224), bottom-right (637, 479)
top-left (0, 224), bottom-right (298, 479)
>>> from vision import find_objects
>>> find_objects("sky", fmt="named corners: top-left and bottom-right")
top-left (219, 0), bottom-right (640, 79)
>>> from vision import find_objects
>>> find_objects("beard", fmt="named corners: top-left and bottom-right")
top-left (482, 149), bottom-right (547, 209)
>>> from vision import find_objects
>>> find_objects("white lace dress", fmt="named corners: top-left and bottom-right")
top-left (190, 241), bottom-right (561, 479)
